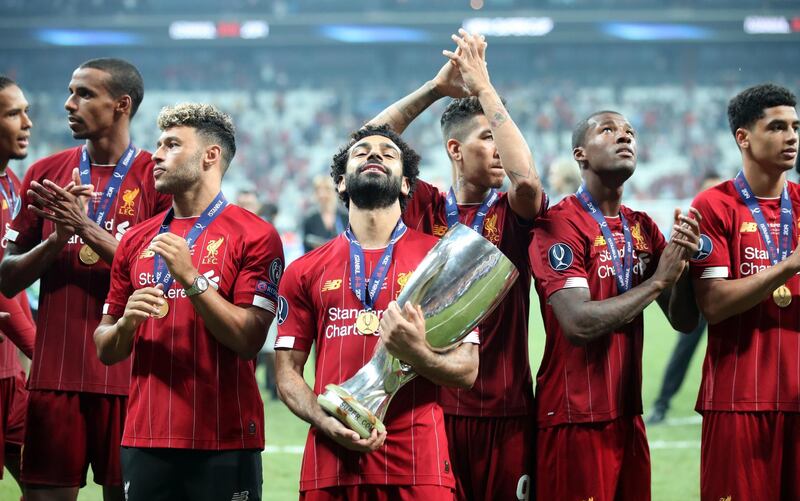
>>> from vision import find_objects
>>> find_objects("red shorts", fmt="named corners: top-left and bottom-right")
top-left (444, 414), bottom-right (534, 501)
top-left (701, 411), bottom-right (800, 501)
top-left (537, 415), bottom-right (650, 501)
top-left (0, 371), bottom-right (27, 476)
top-left (21, 390), bottom-right (126, 487)
top-left (301, 485), bottom-right (453, 501)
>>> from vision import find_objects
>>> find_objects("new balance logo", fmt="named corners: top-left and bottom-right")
top-left (124, 481), bottom-right (130, 501)
top-left (231, 491), bottom-right (250, 501)
top-left (321, 279), bottom-right (342, 292)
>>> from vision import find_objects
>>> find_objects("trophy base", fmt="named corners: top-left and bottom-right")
top-left (317, 384), bottom-right (387, 439)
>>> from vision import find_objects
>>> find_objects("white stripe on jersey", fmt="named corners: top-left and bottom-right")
top-left (274, 336), bottom-right (295, 349)
top-left (252, 295), bottom-right (276, 314)
top-left (700, 266), bottom-right (728, 279)
top-left (563, 277), bottom-right (589, 289)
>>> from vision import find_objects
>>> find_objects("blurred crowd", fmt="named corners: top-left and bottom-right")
top-left (11, 77), bottom-right (799, 238)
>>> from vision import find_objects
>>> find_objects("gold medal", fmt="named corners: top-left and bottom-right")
top-left (79, 244), bottom-right (100, 265)
top-left (773, 285), bottom-right (792, 308)
top-left (355, 310), bottom-right (379, 335)
top-left (154, 301), bottom-right (169, 319)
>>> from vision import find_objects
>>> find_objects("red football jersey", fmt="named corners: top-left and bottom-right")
top-left (276, 228), bottom-right (460, 491)
top-left (690, 180), bottom-right (800, 413)
top-left (6, 146), bottom-right (172, 394)
top-left (529, 195), bottom-right (666, 427)
top-left (0, 170), bottom-right (35, 377)
top-left (104, 204), bottom-right (283, 450)
top-left (403, 179), bottom-right (542, 417)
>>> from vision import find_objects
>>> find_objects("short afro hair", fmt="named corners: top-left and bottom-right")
top-left (330, 124), bottom-right (421, 210)
top-left (727, 83), bottom-right (796, 136)
top-left (157, 103), bottom-right (236, 172)
top-left (79, 58), bottom-right (144, 119)
top-left (571, 110), bottom-right (622, 150)
top-left (0, 75), bottom-right (17, 92)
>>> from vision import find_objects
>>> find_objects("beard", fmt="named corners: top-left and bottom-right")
top-left (155, 150), bottom-right (203, 194)
top-left (345, 170), bottom-right (402, 210)
top-left (9, 151), bottom-right (28, 160)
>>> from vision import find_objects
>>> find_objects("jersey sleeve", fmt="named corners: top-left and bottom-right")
top-left (0, 293), bottom-right (35, 358)
top-left (689, 190), bottom-right (731, 280)
top-left (642, 212), bottom-right (668, 281)
top-left (103, 229), bottom-right (136, 318)
top-left (530, 210), bottom-right (590, 299)
top-left (275, 261), bottom-right (316, 353)
top-left (5, 162), bottom-right (44, 251)
top-left (402, 178), bottom-right (440, 231)
top-left (232, 221), bottom-right (284, 315)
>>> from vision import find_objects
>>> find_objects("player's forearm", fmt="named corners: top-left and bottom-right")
top-left (275, 359), bottom-right (330, 429)
top-left (365, 80), bottom-right (443, 134)
top-left (695, 260), bottom-right (798, 324)
top-left (77, 222), bottom-right (119, 265)
top-left (554, 280), bottom-right (664, 345)
top-left (663, 271), bottom-right (700, 333)
top-left (93, 316), bottom-right (136, 365)
top-left (0, 237), bottom-right (66, 297)
top-left (408, 343), bottom-right (478, 389)
top-left (188, 289), bottom-right (269, 360)
top-left (0, 311), bottom-right (35, 358)
top-left (476, 87), bottom-right (543, 220)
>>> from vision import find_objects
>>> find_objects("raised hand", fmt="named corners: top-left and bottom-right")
top-left (442, 29), bottom-right (491, 97)
top-left (432, 45), bottom-right (470, 99)
top-left (670, 207), bottom-right (702, 259)
top-left (148, 233), bottom-right (198, 288)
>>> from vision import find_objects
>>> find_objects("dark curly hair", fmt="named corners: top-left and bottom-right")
top-left (727, 83), bottom-right (796, 136)
top-left (330, 124), bottom-right (421, 210)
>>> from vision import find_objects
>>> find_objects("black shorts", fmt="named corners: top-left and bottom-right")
top-left (121, 447), bottom-right (262, 501)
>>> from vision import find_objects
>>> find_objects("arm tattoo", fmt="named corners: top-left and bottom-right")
top-left (490, 111), bottom-right (508, 129)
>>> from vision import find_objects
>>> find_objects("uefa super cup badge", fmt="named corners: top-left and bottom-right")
top-left (356, 310), bottom-right (379, 335)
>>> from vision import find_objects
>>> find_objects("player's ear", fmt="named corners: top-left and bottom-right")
top-left (735, 128), bottom-right (750, 150)
top-left (400, 176), bottom-right (410, 196)
top-left (204, 144), bottom-right (222, 170)
top-left (573, 146), bottom-right (586, 165)
top-left (336, 174), bottom-right (346, 195)
top-left (115, 95), bottom-right (132, 117)
top-left (446, 138), bottom-right (462, 162)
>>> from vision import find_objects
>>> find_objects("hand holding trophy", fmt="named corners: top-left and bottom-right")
top-left (317, 223), bottom-right (518, 438)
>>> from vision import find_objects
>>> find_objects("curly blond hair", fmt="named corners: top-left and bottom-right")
top-left (157, 103), bottom-right (236, 170)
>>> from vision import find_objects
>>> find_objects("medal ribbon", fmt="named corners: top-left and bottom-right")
top-left (79, 144), bottom-right (136, 226)
top-left (445, 187), bottom-right (499, 233)
top-left (153, 192), bottom-right (228, 291)
top-left (575, 184), bottom-right (634, 293)
top-left (0, 174), bottom-right (20, 219)
top-left (733, 171), bottom-right (793, 266)
top-left (345, 219), bottom-right (406, 310)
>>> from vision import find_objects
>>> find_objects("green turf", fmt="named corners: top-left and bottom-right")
top-left (0, 293), bottom-right (706, 500)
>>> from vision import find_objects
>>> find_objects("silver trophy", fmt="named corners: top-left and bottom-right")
top-left (317, 223), bottom-right (519, 438)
